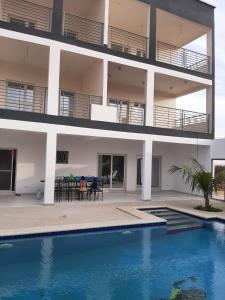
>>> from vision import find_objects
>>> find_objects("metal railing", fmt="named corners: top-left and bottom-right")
top-left (59, 90), bottom-right (102, 120)
top-left (157, 41), bottom-right (211, 75)
top-left (108, 98), bottom-right (145, 126)
top-left (109, 26), bottom-right (149, 58)
top-left (63, 13), bottom-right (104, 46)
top-left (154, 105), bottom-right (210, 133)
top-left (0, 80), bottom-right (47, 113)
top-left (1, 0), bottom-right (52, 32)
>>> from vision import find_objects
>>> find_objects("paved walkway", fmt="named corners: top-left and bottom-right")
top-left (0, 191), bottom-right (225, 237)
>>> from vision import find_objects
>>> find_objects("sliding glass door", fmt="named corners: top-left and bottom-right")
top-left (98, 155), bottom-right (125, 189)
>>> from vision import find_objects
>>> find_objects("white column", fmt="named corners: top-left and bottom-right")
top-left (0, 0), bottom-right (2, 20)
top-left (206, 86), bottom-right (213, 134)
top-left (47, 45), bottom-right (61, 115)
top-left (207, 29), bottom-right (212, 74)
top-left (102, 59), bottom-right (108, 106)
top-left (126, 152), bottom-right (137, 192)
top-left (142, 138), bottom-right (152, 201)
top-left (44, 131), bottom-right (57, 205)
top-left (103, 0), bottom-right (109, 45)
top-left (145, 69), bottom-right (155, 126)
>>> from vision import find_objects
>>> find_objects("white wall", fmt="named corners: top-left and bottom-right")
top-left (56, 135), bottom-right (142, 192)
top-left (0, 129), bottom-right (211, 196)
top-left (0, 130), bottom-right (46, 194)
top-left (211, 139), bottom-right (225, 159)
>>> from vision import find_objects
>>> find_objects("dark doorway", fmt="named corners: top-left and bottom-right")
top-left (0, 149), bottom-right (17, 191)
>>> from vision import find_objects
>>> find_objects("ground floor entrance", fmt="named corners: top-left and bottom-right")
top-left (0, 129), bottom-right (211, 204)
top-left (0, 149), bottom-right (16, 191)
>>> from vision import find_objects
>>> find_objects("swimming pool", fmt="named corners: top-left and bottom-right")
top-left (0, 221), bottom-right (225, 300)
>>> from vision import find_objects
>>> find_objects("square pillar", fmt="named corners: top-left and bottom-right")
top-left (142, 139), bottom-right (152, 201)
top-left (207, 29), bottom-right (213, 74)
top-left (47, 45), bottom-right (61, 115)
top-left (145, 69), bottom-right (155, 126)
top-left (102, 59), bottom-right (108, 106)
top-left (44, 132), bottom-right (57, 205)
top-left (206, 86), bottom-right (213, 134)
top-left (103, 0), bottom-right (109, 46)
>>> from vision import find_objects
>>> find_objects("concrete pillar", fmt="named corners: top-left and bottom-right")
top-left (206, 86), bottom-right (213, 134)
top-left (102, 59), bottom-right (108, 106)
top-left (145, 69), bottom-right (155, 126)
top-left (126, 152), bottom-right (137, 192)
top-left (207, 29), bottom-right (212, 74)
top-left (142, 138), bottom-right (152, 200)
top-left (44, 131), bottom-right (57, 205)
top-left (0, 0), bottom-right (3, 20)
top-left (47, 45), bottom-right (61, 115)
top-left (103, 0), bottom-right (109, 45)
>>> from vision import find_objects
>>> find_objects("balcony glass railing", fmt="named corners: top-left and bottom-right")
top-left (108, 26), bottom-right (149, 58)
top-left (59, 89), bottom-right (102, 119)
top-left (108, 98), bottom-right (145, 126)
top-left (63, 13), bottom-right (104, 46)
top-left (0, 80), bottom-right (47, 113)
top-left (156, 41), bottom-right (211, 75)
top-left (154, 105), bottom-right (210, 134)
top-left (1, 0), bottom-right (52, 32)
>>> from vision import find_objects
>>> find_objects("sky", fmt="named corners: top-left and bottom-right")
top-left (176, 0), bottom-right (225, 138)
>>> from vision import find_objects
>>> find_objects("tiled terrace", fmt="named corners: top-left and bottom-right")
top-left (0, 191), bottom-right (225, 238)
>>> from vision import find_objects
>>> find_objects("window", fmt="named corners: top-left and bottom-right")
top-left (9, 16), bottom-right (35, 29)
top-left (56, 151), bottom-right (69, 164)
top-left (6, 81), bottom-right (34, 112)
top-left (60, 90), bottom-right (74, 117)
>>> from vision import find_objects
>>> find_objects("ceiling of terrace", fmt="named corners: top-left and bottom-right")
top-left (157, 9), bottom-right (210, 48)
top-left (0, 37), bottom-right (49, 69)
top-left (108, 62), bottom-right (146, 88)
top-left (109, 0), bottom-right (150, 37)
top-left (60, 51), bottom-right (102, 77)
top-left (155, 73), bottom-right (207, 98)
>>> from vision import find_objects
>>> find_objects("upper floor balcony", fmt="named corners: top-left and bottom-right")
top-left (0, 25), bottom-right (213, 137)
top-left (0, 0), bottom-right (213, 77)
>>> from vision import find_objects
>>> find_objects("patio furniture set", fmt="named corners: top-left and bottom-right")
top-left (54, 176), bottom-right (104, 202)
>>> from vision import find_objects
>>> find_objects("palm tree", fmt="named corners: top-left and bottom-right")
top-left (169, 158), bottom-right (215, 210)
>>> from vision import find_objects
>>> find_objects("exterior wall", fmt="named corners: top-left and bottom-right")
top-left (0, 130), bottom-right (46, 194)
top-left (0, 128), bottom-right (211, 196)
top-left (211, 139), bottom-right (225, 159)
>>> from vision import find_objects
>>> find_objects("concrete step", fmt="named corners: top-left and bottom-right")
top-left (167, 223), bottom-right (203, 233)
top-left (151, 211), bottom-right (181, 218)
top-left (167, 219), bottom-right (197, 226)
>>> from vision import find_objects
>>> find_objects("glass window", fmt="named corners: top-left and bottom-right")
top-left (6, 82), bottom-right (34, 112)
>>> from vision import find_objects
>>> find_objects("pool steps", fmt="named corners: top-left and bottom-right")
top-left (148, 209), bottom-right (204, 233)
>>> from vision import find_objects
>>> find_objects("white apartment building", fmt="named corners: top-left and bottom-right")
top-left (0, 0), bottom-right (215, 204)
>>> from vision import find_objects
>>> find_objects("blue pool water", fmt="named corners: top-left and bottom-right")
top-left (1, 222), bottom-right (225, 300)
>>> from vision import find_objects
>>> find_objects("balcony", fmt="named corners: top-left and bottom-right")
top-left (154, 105), bottom-right (210, 134)
top-left (108, 98), bottom-right (145, 126)
top-left (108, 26), bottom-right (149, 58)
top-left (156, 42), bottom-right (211, 75)
top-left (1, 0), bottom-right (52, 32)
top-left (59, 90), bottom-right (102, 120)
top-left (0, 80), bottom-right (47, 114)
top-left (63, 13), bottom-right (104, 46)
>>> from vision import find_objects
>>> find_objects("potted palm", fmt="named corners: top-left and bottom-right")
top-left (169, 158), bottom-right (222, 212)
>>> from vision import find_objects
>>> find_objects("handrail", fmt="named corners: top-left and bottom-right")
top-left (1, 0), bottom-right (52, 32)
top-left (157, 41), bottom-right (211, 74)
top-left (154, 105), bottom-right (210, 133)
top-left (0, 79), bottom-right (47, 114)
top-left (108, 26), bottom-right (149, 58)
top-left (63, 13), bottom-right (104, 46)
